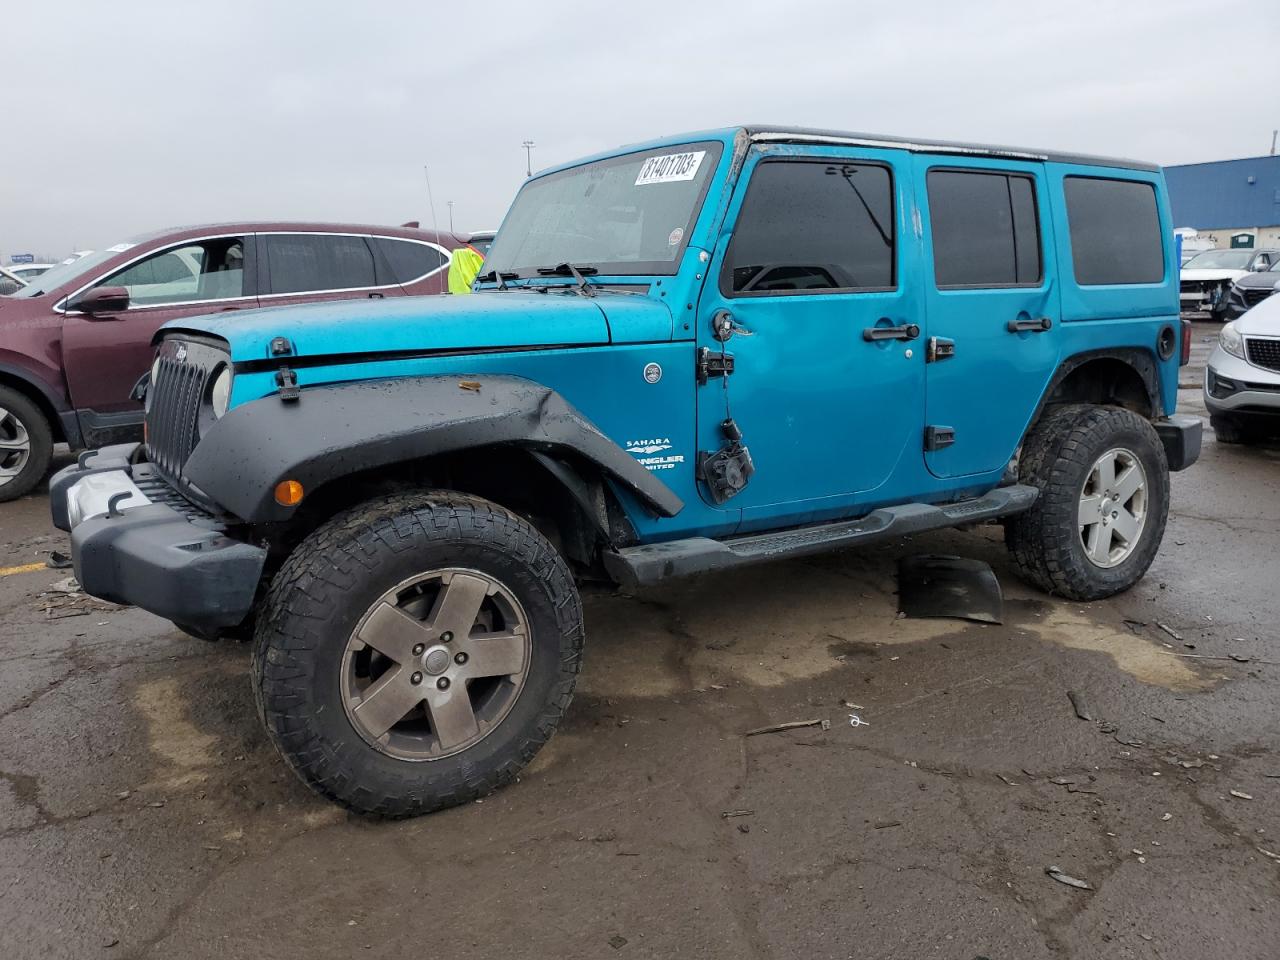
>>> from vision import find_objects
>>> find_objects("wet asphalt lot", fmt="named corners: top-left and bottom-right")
top-left (0, 321), bottom-right (1276, 960)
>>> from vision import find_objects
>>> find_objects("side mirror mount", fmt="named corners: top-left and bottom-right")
top-left (70, 286), bottom-right (130, 316)
top-left (1253, 261), bottom-right (1271, 272)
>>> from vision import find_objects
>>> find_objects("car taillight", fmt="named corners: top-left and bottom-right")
top-left (1180, 319), bottom-right (1191, 366)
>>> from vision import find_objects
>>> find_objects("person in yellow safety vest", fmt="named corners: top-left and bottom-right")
top-left (448, 244), bottom-right (486, 294)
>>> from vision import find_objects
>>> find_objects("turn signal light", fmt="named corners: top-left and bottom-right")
top-left (274, 479), bottom-right (304, 507)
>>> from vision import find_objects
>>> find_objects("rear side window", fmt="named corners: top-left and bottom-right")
top-left (373, 237), bottom-right (447, 284)
top-left (265, 234), bottom-right (377, 294)
top-left (723, 159), bottom-right (895, 295)
top-left (927, 170), bottom-right (1042, 288)
top-left (1063, 177), bottom-right (1163, 285)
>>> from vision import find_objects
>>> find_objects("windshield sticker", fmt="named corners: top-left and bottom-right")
top-left (635, 151), bottom-right (706, 186)
top-left (106, 242), bottom-right (136, 253)
top-left (667, 227), bottom-right (684, 247)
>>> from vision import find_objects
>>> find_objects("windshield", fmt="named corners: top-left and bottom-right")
top-left (1183, 250), bottom-right (1254, 270)
top-left (483, 141), bottom-right (722, 278)
top-left (10, 246), bottom-right (121, 298)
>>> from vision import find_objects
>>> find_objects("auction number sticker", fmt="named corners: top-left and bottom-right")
top-left (635, 150), bottom-right (706, 186)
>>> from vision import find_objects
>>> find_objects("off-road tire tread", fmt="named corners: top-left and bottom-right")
top-left (1006, 403), bottom-right (1169, 601)
top-left (252, 491), bottom-right (583, 818)
top-left (0, 386), bottom-right (53, 503)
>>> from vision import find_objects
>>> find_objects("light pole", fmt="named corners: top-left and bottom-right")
top-left (446, 200), bottom-right (454, 232)
top-left (522, 140), bottom-right (535, 178)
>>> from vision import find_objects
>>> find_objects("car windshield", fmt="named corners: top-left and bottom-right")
top-left (9, 246), bottom-right (124, 298)
top-left (1183, 250), bottom-right (1254, 270)
top-left (483, 141), bottom-right (722, 278)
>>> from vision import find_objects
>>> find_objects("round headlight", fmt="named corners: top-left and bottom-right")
top-left (211, 367), bottom-right (232, 418)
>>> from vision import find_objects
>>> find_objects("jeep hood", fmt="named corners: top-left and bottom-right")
top-left (163, 290), bottom-right (673, 363)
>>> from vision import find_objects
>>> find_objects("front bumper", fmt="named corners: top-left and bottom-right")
top-left (1154, 415), bottom-right (1202, 471)
top-left (1203, 345), bottom-right (1280, 420)
top-left (49, 446), bottom-right (265, 630)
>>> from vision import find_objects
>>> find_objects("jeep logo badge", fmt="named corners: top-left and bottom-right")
top-left (643, 362), bottom-right (662, 384)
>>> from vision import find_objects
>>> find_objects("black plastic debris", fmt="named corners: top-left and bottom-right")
top-left (898, 555), bottom-right (1003, 624)
top-left (45, 550), bottom-right (73, 570)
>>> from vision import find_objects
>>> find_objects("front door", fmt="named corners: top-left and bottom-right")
top-left (914, 157), bottom-right (1060, 478)
top-left (62, 235), bottom-right (257, 422)
top-left (696, 146), bottom-right (924, 519)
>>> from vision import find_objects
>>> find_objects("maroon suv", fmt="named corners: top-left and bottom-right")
top-left (0, 221), bottom-right (467, 501)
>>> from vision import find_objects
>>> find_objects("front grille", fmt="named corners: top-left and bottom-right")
top-left (144, 337), bottom-right (228, 483)
top-left (1243, 288), bottom-right (1274, 307)
top-left (1180, 280), bottom-right (1204, 294)
top-left (1245, 337), bottom-right (1280, 373)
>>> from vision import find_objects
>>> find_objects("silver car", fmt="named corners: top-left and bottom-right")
top-left (1204, 293), bottom-right (1280, 443)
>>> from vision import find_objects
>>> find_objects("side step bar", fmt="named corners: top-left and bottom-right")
top-left (604, 484), bottom-right (1038, 588)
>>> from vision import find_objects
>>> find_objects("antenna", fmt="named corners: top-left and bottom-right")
top-left (1272, 129), bottom-right (1277, 156)
top-left (446, 200), bottom-right (455, 232)
top-left (423, 164), bottom-right (441, 239)
top-left (522, 140), bottom-right (535, 178)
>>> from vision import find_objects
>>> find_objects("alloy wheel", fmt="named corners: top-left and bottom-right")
top-left (1078, 447), bottom-right (1148, 568)
top-left (0, 407), bottom-right (31, 488)
top-left (341, 568), bottom-right (532, 761)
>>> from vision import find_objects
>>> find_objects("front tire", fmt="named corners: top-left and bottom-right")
top-left (0, 386), bottom-right (53, 503)
top-left (1210, 414), bottom-right (1251, 445)
top-left (1006, 404), bottom-right (1170, 601)
top-left (253, 491), bottom-right (584, 817)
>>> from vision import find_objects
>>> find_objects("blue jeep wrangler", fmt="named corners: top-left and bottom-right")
top-left (51, 126), bottom-right (1200, 816)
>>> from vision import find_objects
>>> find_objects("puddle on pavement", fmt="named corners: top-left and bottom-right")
top-left (580, 557), bottom-right (1212, 698)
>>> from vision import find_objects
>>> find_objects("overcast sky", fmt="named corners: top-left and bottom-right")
top-left (3, 0), bottom-right (1277, 259)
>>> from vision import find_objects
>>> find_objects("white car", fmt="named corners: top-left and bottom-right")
top-left (1181, 248), bottom-right (1280, 320)
top-left (1204, 293), bottom-right (1280, 443)
top-left (7, 263), bottom-right (55, 283)
top-left (0, 266), bottom-right (27, 296)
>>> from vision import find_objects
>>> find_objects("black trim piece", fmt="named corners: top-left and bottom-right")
top-left (1033, 348), bottom-right (1164, 424)
top-left (605, 484), bottom-right (1038, 587)
top-left (231, 339), bottom-right (673, 375)
top-left (182, 375), bottom-right (684, 524)
top-left (1154, 415), bottom-right (1202, 472)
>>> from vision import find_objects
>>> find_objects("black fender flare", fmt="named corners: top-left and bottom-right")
top-left (182, 375), bottom-right (684, 524)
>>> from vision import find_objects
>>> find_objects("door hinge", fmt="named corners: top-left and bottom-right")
top-left (696, 346), bottom-right (735, 385)
top-left (924, 425), bottom-right (955, 451)
top-left (275, 366), bottom-right (301, 403)
top-left (926, 336), bottom-right (955, 363)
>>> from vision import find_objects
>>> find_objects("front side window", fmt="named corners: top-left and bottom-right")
top-left (483, 141), bottom-right (722, 277)
top-left (927, 170), bottom-right (1042, 288)
top-left (1064, 176), bottom-right (1163, 285)
top-left (266, 234), bottom-right (377, 294)
top-left (97, 238), bottom-right (245, 306)
top-left (722, 159), bottom-right (895, 295)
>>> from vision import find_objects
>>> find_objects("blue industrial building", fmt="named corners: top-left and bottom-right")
top-left (1165, 154), bottom-right (1280, 249)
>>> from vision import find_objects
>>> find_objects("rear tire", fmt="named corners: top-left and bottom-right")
top-left (0, 386), bottom-right (53, 503)
top-left (252, 491), bottom-right (583, 817)
top-left (1006, 404), bottom-right (1169, 601)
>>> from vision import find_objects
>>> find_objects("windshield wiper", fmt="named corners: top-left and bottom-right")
top-left (536, 262), bottom-right (598, 297)
top-left (476, 269), bottom-right (518, 290)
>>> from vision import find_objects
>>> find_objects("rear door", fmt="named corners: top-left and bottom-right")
top-left (258, 232), bottom-right (401, 307)
top-left (915, 157), bottom-right (1060, 478)
top-left (61, 234), bottom-right (257, 419)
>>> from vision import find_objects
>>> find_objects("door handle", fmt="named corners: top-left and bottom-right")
top-left (368, 292), bottom-right (385, 299)
top-left (219, 306), bottom-right (240, 312)
top-left (862, 322), bottom-right (920, 342)
top-left (1007, 316), bottom-right (1052, 333)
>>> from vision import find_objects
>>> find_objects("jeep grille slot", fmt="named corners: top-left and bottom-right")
top-left (1245, 337), bottom-right (1280, 373)
top-left (144, 338), bottom-right (226, 485)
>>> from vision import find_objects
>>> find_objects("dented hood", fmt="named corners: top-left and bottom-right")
top-left (162, 289), bottom-right (672, 363)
